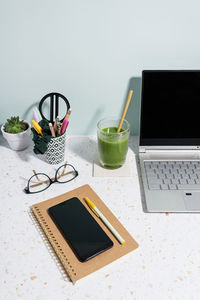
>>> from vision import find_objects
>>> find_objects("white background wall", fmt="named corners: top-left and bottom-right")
top-left (1, 0), bottom-right (200, 135)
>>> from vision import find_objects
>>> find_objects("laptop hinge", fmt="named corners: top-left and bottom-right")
top-left (139, 146), bottom-right (200, 153)
top-left (139, 147), bottom-right (146, 153)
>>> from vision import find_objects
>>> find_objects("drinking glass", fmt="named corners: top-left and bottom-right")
top-left (97, 117), bottom-right (130, 169)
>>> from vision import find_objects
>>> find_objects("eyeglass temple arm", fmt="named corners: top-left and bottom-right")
top-left (29, 171), bottom-right (74, 188)
top-left (33, 170), bottom-right (40, 181)
top-left (61, 164), bottom-right (67, 176)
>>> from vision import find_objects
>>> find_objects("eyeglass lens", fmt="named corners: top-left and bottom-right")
top-left (29, 174), bottom-right (51, 193)
top-left (56, 164), bottom-right (76, 183)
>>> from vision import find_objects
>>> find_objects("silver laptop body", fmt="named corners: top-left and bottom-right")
top-left (138, 70), bottom-right (200, 212)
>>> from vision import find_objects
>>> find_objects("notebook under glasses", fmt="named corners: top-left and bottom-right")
top-left (138, 70), bottom-right (200, 212)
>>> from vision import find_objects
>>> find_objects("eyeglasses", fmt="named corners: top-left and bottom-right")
top-left (24, 163), bottom-right (78, 194)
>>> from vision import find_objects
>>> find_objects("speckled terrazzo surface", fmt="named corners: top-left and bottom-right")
top-left (1, 135), bottom-right (200, 300)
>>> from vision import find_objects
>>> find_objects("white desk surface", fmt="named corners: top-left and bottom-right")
top-left (1, 135), bottom-right (200, 300)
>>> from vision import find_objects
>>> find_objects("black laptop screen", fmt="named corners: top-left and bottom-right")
top-left (140, 70), bottom-right (200, 146)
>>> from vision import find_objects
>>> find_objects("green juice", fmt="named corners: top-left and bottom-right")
top-left (98, 126), bottom-right (129, 168)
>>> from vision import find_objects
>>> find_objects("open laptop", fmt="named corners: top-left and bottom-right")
top-left (138, 70), bottom-right (200, 212)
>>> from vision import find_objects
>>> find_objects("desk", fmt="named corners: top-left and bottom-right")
top-left (1, 135), bottom-right (200, 300)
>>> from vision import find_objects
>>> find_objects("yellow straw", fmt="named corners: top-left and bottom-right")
top-left (117, 90), bottom-right (133, 133)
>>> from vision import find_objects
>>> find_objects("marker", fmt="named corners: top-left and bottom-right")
top-left (32, 120), bottom-right (43, 136)
top-left (84, 197), bottom-right (125, 245)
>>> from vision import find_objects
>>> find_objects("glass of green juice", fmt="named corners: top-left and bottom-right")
top-left (97, 117), bottom-right (130, 169)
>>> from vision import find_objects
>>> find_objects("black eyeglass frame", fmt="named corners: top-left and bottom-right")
top-left (24, 163), bottom-right (78, 194)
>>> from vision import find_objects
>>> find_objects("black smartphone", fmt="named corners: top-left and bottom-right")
top-left (48, 197), bottom-right (113, 262)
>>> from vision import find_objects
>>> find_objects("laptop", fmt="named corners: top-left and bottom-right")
top-left (138, 70), bottom-right (200, 212)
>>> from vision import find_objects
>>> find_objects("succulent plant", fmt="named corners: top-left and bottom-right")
top-left (4, 116), bottom-right (27, 134)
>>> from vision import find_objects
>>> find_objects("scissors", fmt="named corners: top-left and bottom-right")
top-left (39, 92), bottom-right (70, 123)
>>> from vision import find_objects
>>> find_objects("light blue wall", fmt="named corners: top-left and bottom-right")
top-left (1, 0), bottom-right (200, 135)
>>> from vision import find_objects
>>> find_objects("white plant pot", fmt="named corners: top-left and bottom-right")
top-left (1, 121), bottom-right (31, 151)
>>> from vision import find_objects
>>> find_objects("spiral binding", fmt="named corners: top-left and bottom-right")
top-left (29, 209), bottom-right (69, 281)
top-left (31, 206), bottom-right (77, 283)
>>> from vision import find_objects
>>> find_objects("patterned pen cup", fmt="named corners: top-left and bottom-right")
top-left (44, 131), bottom-right (66, 164)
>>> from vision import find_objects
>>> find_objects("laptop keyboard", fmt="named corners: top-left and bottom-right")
top-left (144, 161), bottom-right (200, 190)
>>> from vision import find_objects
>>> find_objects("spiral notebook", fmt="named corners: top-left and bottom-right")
top-left (31, 184), bottom-right (138, 283)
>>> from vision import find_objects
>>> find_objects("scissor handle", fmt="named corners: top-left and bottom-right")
top-left (39, 92), bottom-right (70, 123)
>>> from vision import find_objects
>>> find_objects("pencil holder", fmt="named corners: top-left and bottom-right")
top-left (44, 131), bottom-right (66, 164)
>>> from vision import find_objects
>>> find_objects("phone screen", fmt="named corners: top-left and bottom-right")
top-left (48, 197), bottom-right (113, 262)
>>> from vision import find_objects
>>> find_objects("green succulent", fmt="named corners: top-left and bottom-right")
top-left (4, 116), bottom-right (27, 134)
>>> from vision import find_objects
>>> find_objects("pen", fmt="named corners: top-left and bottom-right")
top-left (84, 197), bottom-right (125, 245)
top-left (33, 107), bottom-right (42, 122)
top-left (53, 120), bottom-right (57, 136)
top-left (64, 108), bottom-right (72, 121)
top-left (60, 119), bottom-right (69, 135)
top-left (33, 109), bottom-right (40, 123)
top-left (32, 120), bottom-right (43, 136)
top-left (56, 116), bottom-right (61, 135)
top-left (49, 122), bottom-right (56, 137)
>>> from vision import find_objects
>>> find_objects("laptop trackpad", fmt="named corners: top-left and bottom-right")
top-left (183, 192), bottom-right (200, 210)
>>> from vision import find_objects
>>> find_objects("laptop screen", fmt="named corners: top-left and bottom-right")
top-left (140, 70), bottom-right (200, 146)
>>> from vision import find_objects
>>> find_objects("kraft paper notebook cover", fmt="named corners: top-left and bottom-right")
top-left (31, 184), bottom-right (138, 283)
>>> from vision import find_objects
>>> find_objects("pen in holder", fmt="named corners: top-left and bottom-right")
top-left (44, 130), bottom-right (66, 164)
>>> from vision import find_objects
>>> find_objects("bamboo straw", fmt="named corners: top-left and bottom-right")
top-left (117, 90), bottom-right (133, 133)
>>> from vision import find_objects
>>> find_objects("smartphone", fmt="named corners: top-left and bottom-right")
top-left (48, 197), bottom-right (113, 262)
